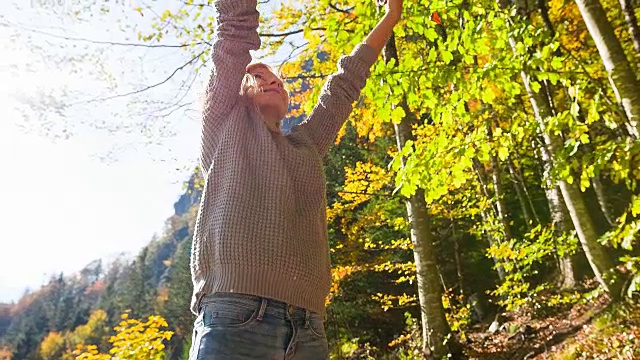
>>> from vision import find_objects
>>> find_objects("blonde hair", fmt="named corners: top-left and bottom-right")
top-left (240, 62), bottom-right (286, 96)
top-left (196, 62), bottom-right (287, 128)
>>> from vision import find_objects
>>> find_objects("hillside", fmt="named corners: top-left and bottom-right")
top-left (0, 170), bottom-right (203, 360)
top-left (0, 304), bottom-right (12, 339)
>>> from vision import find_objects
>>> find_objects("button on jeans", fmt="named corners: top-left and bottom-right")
top-left (189, 292), bottom-right (329, 360)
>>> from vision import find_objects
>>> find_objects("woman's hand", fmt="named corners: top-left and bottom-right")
top-left (384, 0), bottom-right (403, 22)
top-left (365, 0), bottom-right (402, 53)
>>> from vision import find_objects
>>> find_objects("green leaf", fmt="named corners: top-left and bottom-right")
top-left (498, 146), bottom-right (509, 161)
top-left (631, 196), bottom-right (640, 216)
top-left (441, 110), bottom-right (453, 124)
top-left (390, 155), bottom-right (403, 172)
top-left (391, 106), bottom-right (406, 124)
top-left (425, 28), bottom-right (439, 41)
top-left (580, 175), bottom-right (590, 192)
top-left (530, 81), bottom-right (541, 93)
top-left (428, 48), bottom-right (437, 62)
top-left (441, 50), bottom-right (453, 64)
top-left (481, 87), bottom-right (496, 104)
top-left (579, 133), bottom-right (589, 144)
top-left (547, 72), bottom-right (560, 85)
top-left (464, 55), bottom-right (474, 64)
top-left (551, 56), bottom-right (563, 70)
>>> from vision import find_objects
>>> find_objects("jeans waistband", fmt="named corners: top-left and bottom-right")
top-left (199, 292), bottom-right (318, 322)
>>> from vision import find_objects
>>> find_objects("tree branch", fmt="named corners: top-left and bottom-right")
top-left (557, 43), bottom-right (628, 119)
top-left (68, 50), bottom-right (207, 106)
top-left (277, 41), bottom-right (310, 67)
top-left (0, 21), bottom-right (203, 48)
top-left (282, 73), bottom-right (329, 80)
top-left (336, 190), bottom-right (394, 198)
top-left (328, 2), bottom-right (354, 13)
top-left (131, 65), bottom-right (203, 119)
top-left (154, 102), bottom-right (193, 118)
top-left (283, 64), bottom-right (589, 82)
top-left (180, 0), bottom-right (213, 7)
top-left (259, 27), bottom-right (325, 37)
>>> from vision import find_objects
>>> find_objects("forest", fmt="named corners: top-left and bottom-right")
top-left (1, 0), bottom-right (640, 358)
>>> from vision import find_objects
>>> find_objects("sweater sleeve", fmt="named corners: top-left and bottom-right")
top-left (298, 44), bottom-right (378, 155)
top-left (200, 0), bottom-right (261, 173)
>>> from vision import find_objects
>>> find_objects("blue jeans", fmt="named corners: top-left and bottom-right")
top-left (189, 293), bottom-right (329, 360)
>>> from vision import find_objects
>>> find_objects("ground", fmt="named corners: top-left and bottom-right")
top-left (464, 282), bottom-right (640, 360)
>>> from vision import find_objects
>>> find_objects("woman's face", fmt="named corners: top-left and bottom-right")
top-left (247, 65), bottom-right (289, 121)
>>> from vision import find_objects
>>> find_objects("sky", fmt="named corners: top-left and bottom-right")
top-left (0, 0), bottom-right (288, 303)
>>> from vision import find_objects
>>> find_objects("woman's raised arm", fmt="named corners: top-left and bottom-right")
top-left (201, 0), bottom-right (261, 172)
top-left (299, 0), bottom-right (402, 155)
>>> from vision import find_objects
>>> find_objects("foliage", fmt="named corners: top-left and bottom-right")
top-left (72, 313), bottom-right (173, 360)
top-left (159, 237), bottom-right (196, 358)
top-left (489, 225), bottom-right (580, 312)
top-left (442, 291), bottom-right (471, 337)
top-left (1, 273), bottom-right (99, 360)
top-left (601, 195), bottom-right (640, 298)
top-left (39, 309), bottom-right (110, 360)
top-left (39, 331), bottom-right (65, 360)
top-left (387, 312), bottom-right (424, 359)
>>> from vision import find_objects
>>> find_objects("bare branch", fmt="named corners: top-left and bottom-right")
top-left (259, 27), bottom-right (325, 37)
top-left (0, 21), bottom-right (203, 48)
top-left (328, 3), bottom-right (354, 13)
top-left (337, 190), bottom-right (393, 198)
top-left (155, 102), bottom-right (194, 118)
top-left (68, 50), bottom-right (207, 106)
top-left (129, 65), bottom-right (202, 119)
top-left (180, 0), bottom-right (213, 7)
top-left (277, 41), bottom-right (310, 66)
top-left (282, 73), bottom-right (329, 80)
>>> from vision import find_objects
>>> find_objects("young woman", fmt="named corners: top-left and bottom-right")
top-left (189, 0), bottom-right (402, 358)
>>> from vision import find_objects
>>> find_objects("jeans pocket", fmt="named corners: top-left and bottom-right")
top-left (202, 300), bottom-right (260, 329)
top-left (307, 313), bottom-right (326, 338)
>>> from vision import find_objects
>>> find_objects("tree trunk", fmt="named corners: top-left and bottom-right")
top-left (538, 0), bottom-right (638, 140)
top-left (507, 158), bottom-right (537, 228)
top-left (536, 138), bottom-right (578, 288)
top-left (400, 187), bottom-right (452, 358)
top-left (502, 0), bottom-right (624, 296)
top-left (473, 159), bottom-right (508, 282)
top-left (480, 210), bottom-right (508, 282)
top-left (574, 0), bottom-right (640, 137)
top-left (452, 220), bottom-right (465, 298)
top-left (489, 149), bottom-right (513, 242)
top-left (488, 152), bottom-right (525, 288)
top-left (618, 0), bottom-right (640, 60)
top-left (383, 35), bottom-right (463, 359)
top-left (591, 175), bottom-right (616, 227)
top-left (512, 37), bottom-right (621, 297)
top-left (536, 6), bottom-right (621, 231)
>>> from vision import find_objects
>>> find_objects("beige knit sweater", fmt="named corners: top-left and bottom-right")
top-left (190, 0), bottom-right (379, 315)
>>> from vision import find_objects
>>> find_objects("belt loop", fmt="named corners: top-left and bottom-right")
top-left (257, 298), bottom-right (268, 321)
top-left (304, 309), bottom-right (310, 328)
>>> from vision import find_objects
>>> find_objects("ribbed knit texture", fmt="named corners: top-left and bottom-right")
top-left (190, 0), bottom-right (379, 316)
